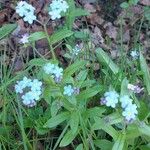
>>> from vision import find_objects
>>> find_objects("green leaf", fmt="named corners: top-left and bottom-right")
top-left (87, 107), bottom-right (105, 118)
top-left (74, 31), bottom-right (89, 39)
top-left (138, 100), bottom-right (149, 120)
top-left (60, 130), bottom-right (77, 147)
top-left (144, 7), bottom-right (150, 21)
top-left (44, 112), bottom-right (70, 128)
top-left (106, 112), bottom-right (123, 125)
top-left (120, 78), bottom-right (129, 96)
top-left (140, 52), bottom-right (150, 95)
top-left (71, 8), bottom-right (89, 17)
top-left (92, 119), bottom-right (119, 140)
top-left (51, 100), bottom-right (62, 117)
top-left (75, 144), bottom-right (83, 150)
top-left (49, 28), bottom-right (73, 45)
top-left (28, 58), bottom-right (47, 66)
top-left (96, 48), bottom-right (119, 74)
top-left (0, 24), bottom-right (17, 40)
top-left (64, 60), bottom-right (86, 78)
top-left (94, 139), bottom-right (113, 150)
top-left (112, 133), bottom-right (126, 150)
top-left (76, 70), bottom-right (88, 81)
top-left (138, 122), bottom-right (150, 137)
top-left (77, 85), bottom-right (102, 102)
top-left (69, 111), bottom-right (79, 134)
top-left (126, 124), bottom-right (141, 139)
top-left (29, 31), bottom-right (46, 42)
top-left (120, 2), bottom-right (129, 9)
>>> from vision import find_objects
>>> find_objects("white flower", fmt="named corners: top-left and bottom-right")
top-left (128, 84), bottom-right (136, 91)
top-left (72, 45), bottom-right (81, 56)
top-left (15, 76), bottom-right (31, 93)
top-left (122, 104), bottom-right (138, 121)
top-left (49, 0), bottom-right (69, 20)
top-left (20, 34), bottom-right (29, 44)
top-left (120, 95), bottom-right (133, 108)
top-left (128, 83), bottom-right (143, 94)
top-left (63, 85), bottom-right (74, 96)
top-left (130, 50), bottom-right (139, 59)
top-left (16, 1), bottom-right (36, 24)
top-left (103, 91), bottom-right (119, 108)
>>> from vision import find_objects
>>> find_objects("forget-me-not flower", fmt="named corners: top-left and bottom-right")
top-left (43, 63), bottom-right (63, 82)
top-left (15, 77), bottom-right (42, 107)
top-left (49, 0), bottom-right (69, 20)
top-left (102, 91), bottom-right (119, 108)
top-left (16, 1), bottom-right (36, 24)
top-left (63, 85), bottom-right (74, 96)
top-left (15, 76), bottom-right (31, 93)
top-left (122, 103), bottom-right (138, 122)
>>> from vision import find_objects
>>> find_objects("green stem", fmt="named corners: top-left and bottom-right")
top-left (53, 123), bottom-right (69, 150)
top-left (43, 24), bottom-right (56, 60)
top-left (16, 96), bottom-right (32, 150)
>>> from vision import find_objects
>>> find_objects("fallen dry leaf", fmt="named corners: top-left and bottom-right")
top-left (105, 23), bottom-right (118, 40)
top-left (91, 26), bottom-right (104, 45)
top-left (84, 3), bottom-right (96, 13)
top-left (87, 13), bottom-right (104, 25)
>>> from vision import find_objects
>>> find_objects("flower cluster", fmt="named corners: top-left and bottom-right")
top-left (16, 1), bottom-right (36, 24)
top-left (49, 0), bottom-right (69, 20)
top-left (63, 85), bottom-right (80, 96)
top-left (15, 77), bottom-right (42, 107)
top-left (121, 95), bottom-right (138, 122)
top-left (100, 91), bottom-right (138, 122)
top-left (43, 63), bottom-right (63, 83)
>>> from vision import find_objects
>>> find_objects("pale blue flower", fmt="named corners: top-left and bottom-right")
top-left (16, 1), bottom-right (36, 24)
top-left (15, 76), bottom-right (31, 93)
top-left (29, 79), bottom-right (42, 92)
top-left (49, 0), bottom-right (69, 20)
top-left (15, 77), bottom-right (42, 107)
top-left (53, 66), bottom-right (63, 78)
top-left (43, 63), bottom-right (55, 75)
top-left (43, 63), bottom-right (63, 81)
top-left (122, 103), bottom-right (138, 121)
top-left (16, 1), bottom-right (29, 17)
top-left (120, 95), bottom-right (133, 108)
top-left (22, 92), bottom-right (36, 107)
top-left (49, 10), bottom-right (61, 20)
top-left (23, 13), bottom-right (36, 24)
top-left (63, 85), bottom-right (74, 96)
top-left (103, 91), bottom-right (119, 108)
